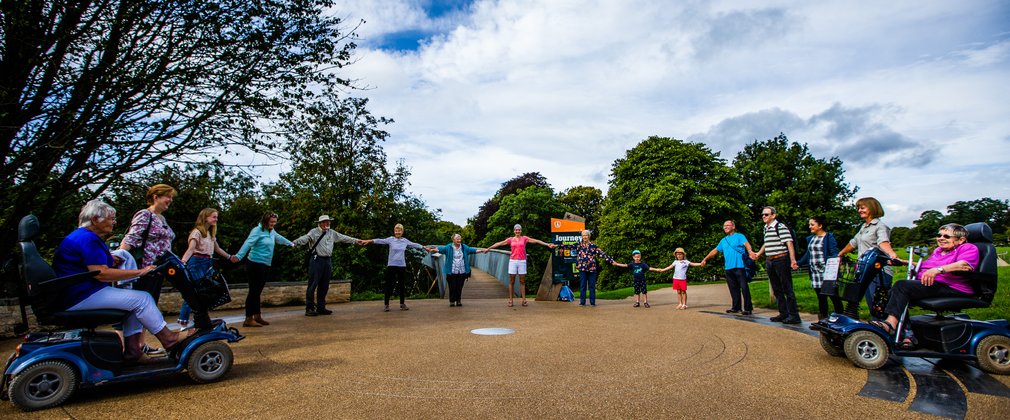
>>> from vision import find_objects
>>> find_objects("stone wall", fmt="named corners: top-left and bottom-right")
top-left (0, 280), bottom-right (351, 338)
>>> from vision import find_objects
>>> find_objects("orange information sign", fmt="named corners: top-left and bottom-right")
top-left (550, 218), bottom-right (585, 233)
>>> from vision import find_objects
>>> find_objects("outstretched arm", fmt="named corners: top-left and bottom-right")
top-left (612, 261), bottom-right (628, 268)
top-left (699, 248), bottom-right (719, 266)
top-left (528, 237), bottom-right (557, 248)
top-left (486, 239), bottom-right (508, 249)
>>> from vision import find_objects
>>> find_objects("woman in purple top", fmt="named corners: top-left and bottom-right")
top-left (360, 224), bottom-right (436, 312)
top-left (873, 223), bottom-right (979, 347)
top-left (120, 183), bottom-right (177, 303)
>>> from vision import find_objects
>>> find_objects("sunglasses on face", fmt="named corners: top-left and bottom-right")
top-left (936, 234), bottom-right (954, 239)
top-left (761, 213), bottom-right (772, 217)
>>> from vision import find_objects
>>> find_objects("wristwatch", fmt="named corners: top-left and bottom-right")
top-left (936, 266), bottom-right (945, 273)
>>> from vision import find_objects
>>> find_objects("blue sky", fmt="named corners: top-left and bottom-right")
top-left (308, 0), bottom-right (1010, 228)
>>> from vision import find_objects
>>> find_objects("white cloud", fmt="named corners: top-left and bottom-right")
top-left (318, 0), bottom-right (1010, 228)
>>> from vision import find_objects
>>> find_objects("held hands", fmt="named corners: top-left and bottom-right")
top-left (356, 239), bottom-right (371, 246)
top-left (790, 261), bottom-right (799, 270)
top-left (748, 252), bottom-right (760, 260)
top-left (699, 260), bottom-right (707, 267)
top-left (229, 255), bottom-right (240, 263)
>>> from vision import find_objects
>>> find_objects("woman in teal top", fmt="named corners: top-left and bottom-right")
top-left (432, 234), bottom-right (488, 307)
top-left (235, 211), bottom-right (293, 327)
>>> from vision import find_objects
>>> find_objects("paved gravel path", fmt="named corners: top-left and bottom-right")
top-left (1, 284), bottom-right (1007, 419)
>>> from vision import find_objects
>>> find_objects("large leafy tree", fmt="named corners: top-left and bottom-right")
top-left (470, 172), bottom-right (550, 243)
top-left (942, 198), bottom-right (1009, 233)
top-left (597, 136), bottom-right (748, 290)
top-left (267, 95), bottom-right (440, 293)
top-left (908, 209), bottom-right (945, 245)
top-left (732, 133), bottom-right (859, 250)
top-left (557, 185), bottom-right (604, 234)
top-left (480, 186), bottom-right (565, 292)
top-left (0, 0), bottom-right (361, 253)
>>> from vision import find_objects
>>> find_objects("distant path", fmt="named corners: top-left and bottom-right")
top-left (461, 268), bottom-right (508, 300)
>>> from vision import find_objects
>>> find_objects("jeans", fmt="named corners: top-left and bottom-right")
top-left (579, 270), bottom-right (599, 305)
top-left (178, 255), bottom-right (213, 322)
top-left (307, 256), bottom-right (333, 310)
top-left (766, 256), bottom-right (798, 318)
top-left (725, 268), bottom-right (753, 312)
top-left (385, 266), bottom-right (406, 305)
top-left (245, 260), bottom-right (271, 316)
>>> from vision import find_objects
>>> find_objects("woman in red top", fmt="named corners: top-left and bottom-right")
top-left (487, 224), bottom-right (556, 307)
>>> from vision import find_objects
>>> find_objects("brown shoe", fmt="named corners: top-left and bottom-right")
top-left (243, 316), bottom-right (263, 327)
top-left (253, 315), bottom-right (270, 325)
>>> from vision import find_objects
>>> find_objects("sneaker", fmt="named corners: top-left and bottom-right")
top-left (769, 314), bottom-right (787, 322)
top-left (305, 309), bottom-right (318, 317)
top-left (633, 302), bottom-right (641, 307)
top-left (782, 317), bottom-right (802, 325)
top-left (643, 302), bottom-right (651, 308)
top-left (383, 305), bottom-right (390, 312)
top-left (142, 344), bottom-right (166, 356)
top-left (726, 309), bottom-right (741, 314)
top-left (400, 304), bottom-right (410, 311)
top-left (316, 308), bottom-right (333, 315)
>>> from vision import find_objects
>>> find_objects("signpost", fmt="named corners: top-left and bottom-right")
top-left (536, 214), bottom-right (585, 301)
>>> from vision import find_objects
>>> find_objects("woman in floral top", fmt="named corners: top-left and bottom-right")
top-left (120, 184), bottom-right (177, 304)
top-left (557, 230), bottom-right (620, 306)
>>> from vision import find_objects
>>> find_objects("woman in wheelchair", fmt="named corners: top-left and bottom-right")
top-left (872, 223), bottom-right (979, 347)
top-left (51, 200), bottom-right (189, 363)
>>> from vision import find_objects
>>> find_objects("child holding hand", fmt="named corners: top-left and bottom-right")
top-left (613, 250), bottom-right (665, 308)
top-left (657, 248), bottom-right (702, 309)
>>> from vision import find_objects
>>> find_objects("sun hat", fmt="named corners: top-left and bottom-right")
top-left (674, 247), bottom-right (686, 255)
top-left (317, 215), bottom-right (332, 223)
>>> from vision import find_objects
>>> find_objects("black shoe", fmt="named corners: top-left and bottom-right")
top-left (769, 314), bottom-right (786, 322)
top-left (456, 302), bottom-right (462, 307)
top-left (741, 311), bottom-right (752, 315)
top-left (726, 309), bottom-right (741, 314)
top-left (316, 308), bottom-right (333, 315)
top-left (782, 317), bottom-right (802, 325)
top-left (450, 302), bottom-right (456, 307)
top-left (305, 309), bottom-right (318, 317)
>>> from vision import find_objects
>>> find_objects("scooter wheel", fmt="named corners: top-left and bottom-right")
top-left (975, 335), bottom-right (1010, 375)
top-left (819, 333), bottom-right (845, 357)
top-left (9, 360), bottom-right (78, 411)
top-left (187, 341), bottom-right (233, 383)
top-left (844, 330), bottom-right (890, 370)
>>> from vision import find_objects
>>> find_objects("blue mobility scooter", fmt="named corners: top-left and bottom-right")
top-left (811, 222), bottom-right (1010, 374)
top-left (1, 215), bottom-right (245, 411)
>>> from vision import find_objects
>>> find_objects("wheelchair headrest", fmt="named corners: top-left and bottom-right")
top-left (18, 215), bottom-right (40, 242)
top-left (964, 222), bottom-right (992, 244)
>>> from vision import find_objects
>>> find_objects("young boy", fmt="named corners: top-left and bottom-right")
top-left (613, 250), bottom-right (664, 308)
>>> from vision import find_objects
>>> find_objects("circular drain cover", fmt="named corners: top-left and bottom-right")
top-left (471, 328), bottom-right (515, 335)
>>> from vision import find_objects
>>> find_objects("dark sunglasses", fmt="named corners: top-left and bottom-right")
top-left (761, 213), bottom-right (772, 216)
top-left (936, 233), bottom-right (954, 239)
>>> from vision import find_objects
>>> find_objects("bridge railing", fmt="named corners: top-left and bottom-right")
top-left (421, 248), bottom-right (513, 297)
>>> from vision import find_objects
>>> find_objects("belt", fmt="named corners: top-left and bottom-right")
top-left (767, 253), bottom-right (788, 260)
top-left (192, 253), bottom-right (211, 258)
top-left (312, 255), bottom-right (331, 260)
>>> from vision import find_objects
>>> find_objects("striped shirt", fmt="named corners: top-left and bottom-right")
top-left (762, 220), bottom-right (792, 257)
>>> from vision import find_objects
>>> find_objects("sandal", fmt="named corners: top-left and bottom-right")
top-left (633, 302), bottom-right (640, 307)
top-left (507, 300), bottom-right (513, 307)
top-left (521, 300), bottom-right (528, 307)
top-left (897, 336), bottom-right (918, 350)
top-left (643, 302), bottom-right (650, 308)
top-left (870, 320), bottom-right (895, 335)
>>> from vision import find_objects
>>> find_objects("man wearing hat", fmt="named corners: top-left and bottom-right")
top-left (292, 215), bottom-right (360, 316)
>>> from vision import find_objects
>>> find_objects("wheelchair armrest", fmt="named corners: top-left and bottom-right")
top-left (29, 270), bottom-right (101, 296)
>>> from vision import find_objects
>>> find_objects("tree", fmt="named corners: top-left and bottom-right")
top-left (942, 198), bottom-right (1009, 233)
top-left (909, 210), bottom-right (945, 245)
top-left (470, 172), bottom-right (550, 243)
top-left (480, 186), bottom-right (565, 293)
top-left (268, 95), bottom-right (440, 293)
top-left (732, 133), bottom-right (859, 250)
top-left (557, 185), bottom-right (604, 234)
top-left (0, 0), bottom-right (361, 254)
top-left (597, 136), bottom-right (748, 290)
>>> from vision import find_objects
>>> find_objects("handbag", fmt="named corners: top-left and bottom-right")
top-left (305, 230), bottom-right (327, 265)
top-left (127, 210), bottom-right (154, 265)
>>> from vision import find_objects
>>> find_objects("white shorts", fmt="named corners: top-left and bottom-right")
top-left (508, 259), bottom-right (527, 275)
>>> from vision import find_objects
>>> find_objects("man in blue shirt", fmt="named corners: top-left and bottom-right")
top-left (700, 220), bottom-right (756, 315)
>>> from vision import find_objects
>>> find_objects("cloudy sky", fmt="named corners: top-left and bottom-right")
top-left (302, 0), bottom-right (1010, 228)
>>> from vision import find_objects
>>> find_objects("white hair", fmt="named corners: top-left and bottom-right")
top-left (453, 234), bottom-right (462, 240)
top-left (79, 199), bottom-right (116, 228)
top-left (514, 224), bottom-right (522, 230)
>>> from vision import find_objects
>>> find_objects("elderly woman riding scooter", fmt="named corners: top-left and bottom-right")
top-left (52, 200), bottom-right (191, 363)
top-left (871, 223), bottom-right (979, 348)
